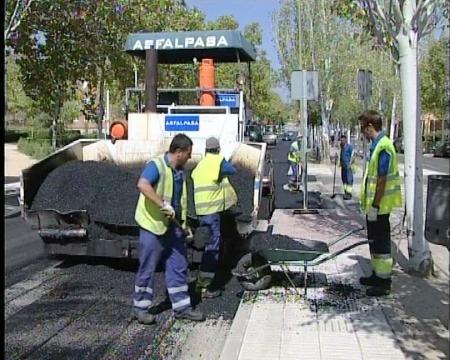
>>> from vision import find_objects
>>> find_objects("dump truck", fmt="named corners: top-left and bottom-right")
top-left (19, 30), bottom-right (274, 259)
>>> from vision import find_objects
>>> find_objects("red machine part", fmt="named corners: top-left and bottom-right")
top-left (199, 58), bottom-right (215, 106)
top-left (110, 121), bottom-right (128, 140)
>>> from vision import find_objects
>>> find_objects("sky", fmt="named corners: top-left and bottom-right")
top-left (186, 0), bottom-right (281, 69)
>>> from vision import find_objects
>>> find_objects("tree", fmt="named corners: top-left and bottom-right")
top-left (336, 0), bottom-right (446, 275)
top-left (9, 0), bottom-right (205, 139)
top-left (273, 0), bottom-right (400, 159)
top-left (421, 36), bottom-right (448, 123)
top-left (5, 54), bottom-right (34, 126)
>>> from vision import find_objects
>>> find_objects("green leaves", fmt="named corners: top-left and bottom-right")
top-left (421, 36), bottom-right (448, 120)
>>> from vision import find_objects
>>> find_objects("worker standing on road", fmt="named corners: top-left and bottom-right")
top-left (192, 137), bottom-right (238, 298)
top-left (132, 133), bottom-right (205, 324)
top-left (288, 135), bottom-right (302, 189)
top-left (339, 134), bottom-right (355, 200)
top-left (359, 110), bottom-right (402, 296)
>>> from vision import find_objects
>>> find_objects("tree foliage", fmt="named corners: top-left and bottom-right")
top-left (8, 0), bottom-right (285, 130)
top-left (421, 36), bottom-right (448, 120)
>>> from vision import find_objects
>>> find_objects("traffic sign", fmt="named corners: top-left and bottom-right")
top-left (291, 70), bottom-right (319, 100)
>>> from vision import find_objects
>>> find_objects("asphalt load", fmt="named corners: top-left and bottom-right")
top-left (31, 160), bottom-right (255, 239)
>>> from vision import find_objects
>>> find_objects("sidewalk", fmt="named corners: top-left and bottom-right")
top-left (4, 143), bottom-right (37, 179)
top-left (220, 160), bottom-right (448, 360)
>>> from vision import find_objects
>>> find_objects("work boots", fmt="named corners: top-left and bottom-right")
top-left (359, 272), bottom-right (385, 286)
top-left (343, 193), bottom-right (352, 200)
top-left (131, 308), bottom-right (156, 325)
top-left (174, 308), bottom-right (206, 321)
top-left (366, 285), bottom-right (390, 296)
top-left (360, 272), bottom-right (391, 296)
top-left (201, 287), bottom-right (222, 299)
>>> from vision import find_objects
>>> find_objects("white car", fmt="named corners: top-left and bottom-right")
top-left (263, 133), bottom-right (277, 145)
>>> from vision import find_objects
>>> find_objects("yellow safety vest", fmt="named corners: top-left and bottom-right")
top-left (135, 155), bottom-right (187, 235)
top-left (360, 136), bottom-right (402, 215)
top-left (191, 153), bottom-right (238, 216)
top-left (288, 140), bottom-right (301, 163)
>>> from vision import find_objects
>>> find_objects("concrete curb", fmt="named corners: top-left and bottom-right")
top-left (219, 301), bottom-right (254, 360)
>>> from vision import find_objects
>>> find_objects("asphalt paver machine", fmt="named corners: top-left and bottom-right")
top-left (20, 30), bottom-right (273, 259)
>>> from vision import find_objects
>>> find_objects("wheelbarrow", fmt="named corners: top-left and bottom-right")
top-left (232, 227), bottom-right (367, 296)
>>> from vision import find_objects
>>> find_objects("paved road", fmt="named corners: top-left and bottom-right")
top-left (398, 154), bottom-right (449, 174)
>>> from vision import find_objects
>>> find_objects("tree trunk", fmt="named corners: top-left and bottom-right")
top-left (397, 0), bottom-right (432, 275)
top-left (389, 95), bottom-right (397, 139)
top-left (320, 110), bottom-right (330, 161)
top-left (96, 67), bottom-right (105, 138)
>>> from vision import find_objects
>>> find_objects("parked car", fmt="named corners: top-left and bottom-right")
top-left (433, 140), bottom-right (450, 158)
top-left (282, 131), bottom-right (295, 141)
top-left (263, 132), bottom-right (277, 146)
top-left (248, 127), bottom-right (263, 142)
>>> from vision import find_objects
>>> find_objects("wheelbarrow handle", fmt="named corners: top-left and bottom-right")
top-left (327, 226), bottom-right (365, 248)
top-left (231, 263), bottom-right (271, 278)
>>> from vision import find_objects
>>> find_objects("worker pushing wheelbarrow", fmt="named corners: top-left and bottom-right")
top-left (232, 226), bottom-right (366, 295)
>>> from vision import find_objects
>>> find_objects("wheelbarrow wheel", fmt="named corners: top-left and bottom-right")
top-left (234, 253), bottom-right (273, 291)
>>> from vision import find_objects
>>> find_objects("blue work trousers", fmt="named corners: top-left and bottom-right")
top-left (199, 213), bottom-right (221, 276)
top-left (341, 166), bottom-right (353, 186)
top-left (289, 161), bottom-right (302, 182)
top-left (133, 226), bottom-right (191, 314)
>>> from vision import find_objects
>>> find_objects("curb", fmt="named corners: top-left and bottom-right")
top-left (5, 205), bottom-right (21, 219)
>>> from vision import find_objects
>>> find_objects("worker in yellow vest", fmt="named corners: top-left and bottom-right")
top-left (359, 111), bottom-right (402, 296)
top-left (288, 134), bottom-right (302, 188)
top-left (191, 137), bottom-right (238, 299)
top-left (132, 134), bottom-right (205, 324)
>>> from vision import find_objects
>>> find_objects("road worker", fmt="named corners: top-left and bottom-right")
top-left (132, 133), bottom-right (205, 324)
top-left (288, 134), bottom-right (303, 189)
top-left (339, 134), bottom-right (355, 200)
top-left (191, 137), bottom-right (237, 298)
top-left (359, 110), bottom-right (402, 296)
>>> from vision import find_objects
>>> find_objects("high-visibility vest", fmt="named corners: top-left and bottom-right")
top-left (288, 140), bottom-right (301, 163)
top-left (360, 136), bottom-right (402, 215)
top-left (191, 153), bottom-right (237, 216)
top-left (135, 155), bottom-right (187, 235)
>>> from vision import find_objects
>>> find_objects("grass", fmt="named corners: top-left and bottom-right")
top-left (17, 138), bottom-right (53, 160)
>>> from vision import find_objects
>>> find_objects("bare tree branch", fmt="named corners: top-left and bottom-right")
top-left (10, 0), bottom-right (34, 34)
top-left (5, 0), bottom-right (22, 41)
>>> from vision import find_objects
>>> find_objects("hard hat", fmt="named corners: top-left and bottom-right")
top-left (205, 137), bottom-right (220, 150)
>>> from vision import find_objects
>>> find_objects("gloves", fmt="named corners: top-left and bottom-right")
top-left (367, 206), bottom-right (379, 222)
top-left (160, 201), bottom-right (175, 219)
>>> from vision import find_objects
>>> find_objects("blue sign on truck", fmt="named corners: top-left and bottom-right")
top-left (217, 92), bottom-right (239, 108)
top-left (165, 115), bottom-right (200, 131)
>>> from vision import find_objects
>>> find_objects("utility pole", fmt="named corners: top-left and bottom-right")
top-left (296, 0), bottom-right (307, 208)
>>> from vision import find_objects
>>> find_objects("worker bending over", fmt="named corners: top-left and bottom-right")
top-left (132, 134), bottom-right (205, 324)
top-left (339, 134), bottom-right (355, 200)
top-left (359, 111), bottom-right (402, 296)
top-left (192, 137), bottom-right (237, 298)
